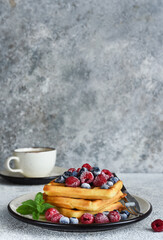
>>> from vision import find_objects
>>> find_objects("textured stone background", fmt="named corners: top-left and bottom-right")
top-left (0, 0), bottom-right (163, 172)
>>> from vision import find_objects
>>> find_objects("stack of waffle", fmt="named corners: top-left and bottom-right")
top-left (43, 179), bottom-right (126, 218)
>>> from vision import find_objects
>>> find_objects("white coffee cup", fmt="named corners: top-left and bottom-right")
top-left (5, 147), bottom-right (56, 177)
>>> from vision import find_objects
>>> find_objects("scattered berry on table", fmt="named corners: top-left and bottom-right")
top-left (101, 184), bottom-right (109, 189)
top-left (151, 219), bottom-right (163, 232)
top-left (93, 174), bottom-right (107, 187)
top-left (65, 176), bottom-right (80, 187)
top-left (54, 175), bottom-right (65, 183)
top-left (70, 217), bottom-right (79, 224)
top-left (51, 213), bottom-right (63, 223)
top-left (59, 216), bottom-right (70, 224)
top-left (80, 213), bottom-right (94, 224)
top-left (101, 169), bottom-right (113, 180)
top-left (82, 163), bottom-right (92, 171)
top-left (108, 211), bottom-right (121, 222)
top-left (94, 213), bottom-right (110, 223)
top-left (80, 171), bottom-right (94, 184)
top-left (107, 181), bottom-right (113, 187)
top-left (81, 183), bottom-right (91, 189)
top-left (45, 208), bottom-right (59, 221)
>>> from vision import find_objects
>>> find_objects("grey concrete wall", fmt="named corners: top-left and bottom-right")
top-left (0, 0), bottom-right (163, 172)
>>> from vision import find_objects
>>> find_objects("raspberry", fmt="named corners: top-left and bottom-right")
top-left (51, 213), bottom-right (63, 223)
top-left (77, 168), bottom-right (81, 173)
top-left (80, 213), bottom-right (94, 224)
top-left (82, 163), bottom-right (92, 171)
top-left (108, 211), bottom-right (121, 222)
top-left (93, 174), bottom-right (107, 187)
top-left (65, 176), bottom-right (80, 187)
top-left (101, 169), bottom-right (113, 180)
top-left (80, 171), bottom-right (94, 184)
top-left (151, 219), bottom-right (163, 232)
top-left (45, 208), bottom-right (59, 221)
top-left (68, 168), bottom-right (76, 172)
top-left (94, 213), bottom-right (110, 223)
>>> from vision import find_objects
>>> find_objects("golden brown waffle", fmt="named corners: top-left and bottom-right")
top-left (43, 190), bottom-right (126, 211)
top-left (43, 180), bottom-right (123, 200)
top-left (56, 201), bottom-right (125, 218)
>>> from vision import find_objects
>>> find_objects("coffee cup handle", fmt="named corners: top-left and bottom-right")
top-left (5, 156), bottom-right (23, 174)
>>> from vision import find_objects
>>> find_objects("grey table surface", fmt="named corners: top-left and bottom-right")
top-left (0, 173), bottom-right (163, 240)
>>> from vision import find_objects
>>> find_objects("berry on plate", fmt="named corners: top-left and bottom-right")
top-left (51, 213), bottom-right (63, 223)
top-left (151, 219), bottom-right (163, 232)
top-left (81, 183), bottom-right (91, 189)
top-left (65, 176), bottom-right (80, 187)
top-left (80, 171), bottom-right (94, 184)
top-left (80, 213), bottom-right (94, 224)
top-left (59, 216), bottom-right (70, 224)
top-left (108, 211), bottom-right (121, 222)
top-left (93, 174), bottom-right (107, 187)
top-left (101, 183), bottom-right (109, 189)
top-left (70, 217), bottom-right (79, 224)
top-left (101, 169), bottom-right (113, 180)
top-left (68, 168), bottom-right (76, 172)
top-left (121, 210), bottom-right (130, 217)
top-left (82, 163), bottom-right (92, 171)
top-left (91, 167), bottom-right (101, 176)
top-left (94, 213), bottom-right (110, 223)
top-left (54, 175), bottom-right (65, 183)
top-left (45, 208), bottom-right (59, 221)
top-left (120, 213), bottom-right (128, 220)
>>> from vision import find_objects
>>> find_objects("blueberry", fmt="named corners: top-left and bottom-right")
top-left (81, 183), bottom-right (91, 189)
top-left (78, 167), bottom-right (88, 176)
top-left (113, 177), bottom-right (119, 183)
top-left (72, 171), bottom-right (78, 177)
top-left (63, 171), bottom-right (73, 178)
top-left (54, 175), bottom-right (65, 183)
top-left (92, 167), bottom-right (101, 176)
top-left (70, 217), bottom-right (79, 224)
top-left (103, 211), bottom-right (109, 216)
top-left (109, 177), bottom-right (119, 184)
top-left (101, 184), bottom-right (109, 189)
top-left (107, 181), bottom-right (113, 187)
top-left (121, 210), bottom-right (130, 217)
top-left (59, 216), bottom-right (70, 224)
top-left (120, 213), bottom-right (127, 220)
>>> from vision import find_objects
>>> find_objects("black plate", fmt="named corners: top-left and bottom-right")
top-left (0, 166), bottom-right (66, 185)
top-left (8, 192), bottom-right (152, 232)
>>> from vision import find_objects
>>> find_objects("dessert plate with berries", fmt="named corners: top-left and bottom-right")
top-left (7, 163), bottom-right (152, 232)
top-left (8, 191), bottom-right (152, 232)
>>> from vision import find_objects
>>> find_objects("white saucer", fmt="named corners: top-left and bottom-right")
top-left (0, 166), bottom-right (66, 185)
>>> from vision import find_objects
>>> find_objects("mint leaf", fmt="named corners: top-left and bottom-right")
top-left (37, 204), bottom-right (45, 213)
top-left (34, 192), bottom-right (44, 205)
top-left (32, 211), bottom-right (40, 220)
top-left (16, 205), bottom-right (34, 215)
top-left (22, 200), bottom-right (37, 209)
top-left (43, 203), bottom-right (55, 211)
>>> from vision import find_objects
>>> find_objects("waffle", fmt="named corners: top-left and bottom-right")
top-left (56, 201), bottom-right (125, 218)
top-left (43, 190), bottom-right (126, 211)
top-left (43, 179), bottom-right (123, 200)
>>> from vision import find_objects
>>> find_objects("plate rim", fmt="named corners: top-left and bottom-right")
top-left (7, 192), bottom-right (152, 232)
